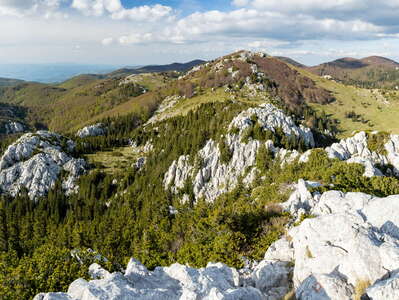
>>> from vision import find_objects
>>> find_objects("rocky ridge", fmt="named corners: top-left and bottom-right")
top-left (0, 131), bottom-right (86, 200)
top-left (164, 103), bottom-right (314, 202)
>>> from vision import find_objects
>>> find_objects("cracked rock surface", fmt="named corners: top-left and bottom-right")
top-left (0, 131), bottom-right (86, 200)
top-left (164, 103), bottom-right (314, 202)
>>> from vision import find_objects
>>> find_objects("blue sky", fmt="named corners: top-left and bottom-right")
top-left (1, 0), bottom-right (399, 66)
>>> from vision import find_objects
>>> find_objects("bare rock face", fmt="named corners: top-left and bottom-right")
top-left (366, 270), bottom-right (399, 300)
top-left (0, 131), bottom-right (86, 200)
top-left (275, 181), bottom-right (399, 299)
top-left (164, 103), bottom-right (314, 202)
top-left (34, 259), bottom-right (264, 300)
top-left (229, 103), bottom-right (315, 147)
top-left (324, 131), bottom-right (399, 177)
top-left (76, 123), bottom-right (106, 138)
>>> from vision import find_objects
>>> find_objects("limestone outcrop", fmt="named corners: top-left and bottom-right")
top-left (0, 131), bottom-right (86, 200)
top-left (76, 123), bottom-right (106, 138)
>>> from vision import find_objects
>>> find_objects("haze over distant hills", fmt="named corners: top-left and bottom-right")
top-left (0, 60), bottom-right (207, 83)
top-left (0, 64), bottom-right (124, 83)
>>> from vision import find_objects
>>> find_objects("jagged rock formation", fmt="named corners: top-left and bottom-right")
top-left (0, 131), bottom-right (86, 200)
top-left (76, 123), bottom-right (106, 138)
top-left (34, 259), bottom-right (264, 300)
top-left (230, 103), bottom-right (314, 147)
top-left (325, 131), bottom-right (399, 177)
top-left (276, 179), bottom-right (399, 299)
top-left (164, 103), bottom-right (314, 202)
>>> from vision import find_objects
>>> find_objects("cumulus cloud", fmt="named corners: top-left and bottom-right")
top-left (248, 40), bottom-right (290, 49)
top-left (1, 0), bottom-right (399, 65)
top-left (131, 9), bottom-right (383, 45)
top-left (71, 0), bottom-right (174, 21)
top-left (232, 0), bottom-right (249, 7)
top-left (0, 0), bottom-right (63, 17)
top-left (249, 0), bottom-right (399, 26)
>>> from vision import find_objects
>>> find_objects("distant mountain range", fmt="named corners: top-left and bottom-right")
top-left (276, 55), bottom-right (399, 89)
top-left (0, 60), bottom-right (207, 84)
top-left (0, 64), bottom-right (121, 84)
top-left (108, 60), bottom-right (206, 77)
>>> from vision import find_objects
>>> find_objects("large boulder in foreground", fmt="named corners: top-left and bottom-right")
top-left (276, 181), bottom-right (399, 299)
top-left (0, 131), bottom-right (86, 200)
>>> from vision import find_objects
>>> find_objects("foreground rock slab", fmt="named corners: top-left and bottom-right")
top-left (34, 259), bottom-right (264, 300)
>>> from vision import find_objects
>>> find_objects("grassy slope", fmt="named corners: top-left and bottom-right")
top-left (295, 66), bottom-right (399, 136)
top-left (85, 146), bottom-right (137, 174)
top-left (307, 57), bottom-right (399, 89)
top-left (0, 73), bottom-right (171, 133)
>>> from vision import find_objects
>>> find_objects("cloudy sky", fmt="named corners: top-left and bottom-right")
top-left (1, 0), bottom-right (399, 66)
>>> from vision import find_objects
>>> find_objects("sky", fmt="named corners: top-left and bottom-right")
top-left (1, 0), bottom-right (399, 66)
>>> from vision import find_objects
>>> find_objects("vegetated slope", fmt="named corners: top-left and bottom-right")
top-left (144, 50), bottom-right (334, 121)
top-left (0, 72), bottom-right (172, 133)
top-left (0, 60), bottom-right (206, 133)
top-left (293, 65), bottom-right (399, 136)
top-left (275, 56), bottom-right (307, 68)
top-left (58, 74), bottom-right (106, 89)
top-left (308, 55), bottom-right (399, 88)
top-left (0, 77), bottom-right (24, 87)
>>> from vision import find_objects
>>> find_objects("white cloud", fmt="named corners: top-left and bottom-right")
top-left (232, 0), bottom-right (249, 7)
top-left (71, 0), bottom-right (174, 21)
top-left (0, 0), bottom-right (64, 17)
top-left (1, 0), bottom-right (399, 66)
top-left (119, 33), bottom-right (155, 45)
top-left (248, 40), bottom-right (290, 49)
top-left (101, 37), bottom-right (114, 46)
top-left (111, 4), bottom-right (173, 21)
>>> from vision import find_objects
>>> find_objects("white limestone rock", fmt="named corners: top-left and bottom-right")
top-left (88, 263), bottom-right (110, 280)
top-left (0, 131), bottom-right (86, 200)
top-left (366, 270), bottom-right (399, 300)
top-left (34, 293), bottom-right (73, 300)
top-left (280, 179), bottom-right (322, 219)
top-left (36, 259), bottom-right (264, 300)
top-left (263, 236), bottom-right (294, 262)
top-left (324, 131), bottom-right (399, 177)
top-left (134, 157), bottom-right (146, 169)
top-left (164, 103), bottom-right (316, 202)
top-left (76, 123), bottom-right (106, 138)
top-left (295, 271), bottom-right (354, 300)
top-left (229, 103), bottom-right (314, 147)
top-left (251, 260), bottom-right (293, 299)
top-left (273, 184), bottom-right (399, 299)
